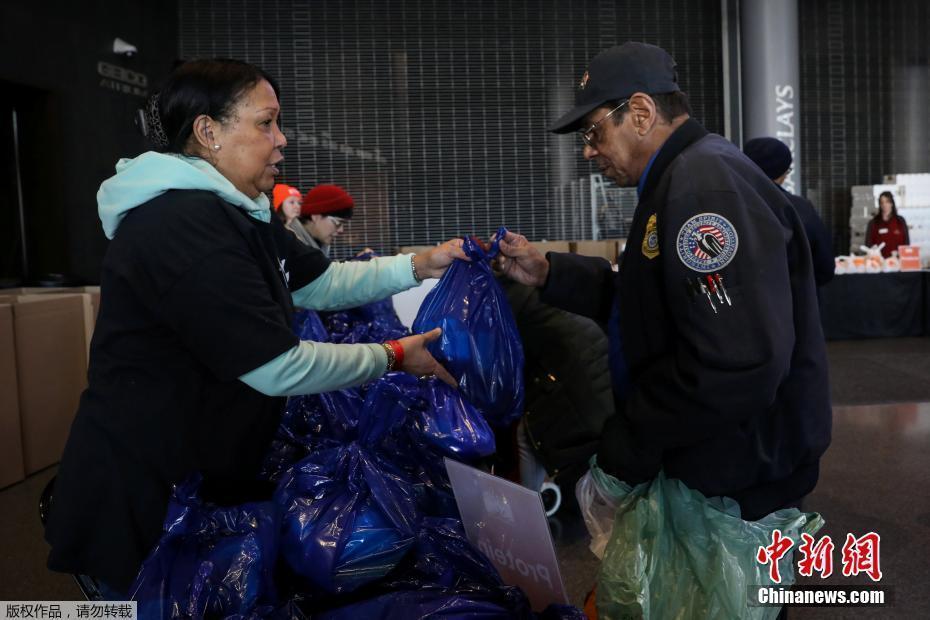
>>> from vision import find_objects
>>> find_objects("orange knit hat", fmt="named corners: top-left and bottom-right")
top-left (272, 184), bottom-right (302, 210)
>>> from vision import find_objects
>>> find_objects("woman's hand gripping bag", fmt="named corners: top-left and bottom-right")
top-left (412, 228), bottom-right (525, 427)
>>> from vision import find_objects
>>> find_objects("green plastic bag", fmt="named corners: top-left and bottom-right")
top-left (586, 458), bottom-right (823, 620)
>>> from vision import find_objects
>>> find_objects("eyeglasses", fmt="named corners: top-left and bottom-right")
top-left (327, 216), bottom-right (347, 229)
top-left (580, 100), bottom-right (629, 148)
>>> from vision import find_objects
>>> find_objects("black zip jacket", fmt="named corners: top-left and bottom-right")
top-left (540, 119), bottom-right (832, 520)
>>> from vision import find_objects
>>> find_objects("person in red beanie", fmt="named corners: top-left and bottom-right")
top-left (299, 183), bottom-right (355, 256)
top-left (273, 183), bottom-right (317, 246)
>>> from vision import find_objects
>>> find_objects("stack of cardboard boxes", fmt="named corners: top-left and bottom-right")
top-left (0, 287), bottom-right (100, 489)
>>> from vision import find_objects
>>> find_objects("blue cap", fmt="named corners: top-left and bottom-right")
top-left (550, 42), bottom-right (681, 134)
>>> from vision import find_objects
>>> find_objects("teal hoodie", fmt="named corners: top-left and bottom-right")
top-left (96, 151), bottom-right (423, 396)
top-left (97, 151), bottom-right (270, 239)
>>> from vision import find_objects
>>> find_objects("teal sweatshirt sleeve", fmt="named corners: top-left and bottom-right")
top-left (239, 340), bottom-right (388, 397)
top-left (292, 253), bottom-right (419, 311)
top-left (239, 253), bottom-right (419, 396)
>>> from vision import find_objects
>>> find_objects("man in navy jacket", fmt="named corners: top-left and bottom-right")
top-left (497, 43), bottom-right (831, 520)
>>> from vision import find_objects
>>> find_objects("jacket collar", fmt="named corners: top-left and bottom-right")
top-left (637, 117), bottom-right (708, 203)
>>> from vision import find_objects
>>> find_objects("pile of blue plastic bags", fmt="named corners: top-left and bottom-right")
top-left (128, 232), bottom-right (582, 619)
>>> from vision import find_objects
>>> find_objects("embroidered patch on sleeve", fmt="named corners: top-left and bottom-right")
top-left (676, 213), bottom-right (738, 273)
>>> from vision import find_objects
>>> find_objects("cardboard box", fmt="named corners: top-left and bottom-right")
top-left (0, 294), bottom-right (91, 475)
top-left (19, 293), bottom-right (95, 360)
top-left (0, 291), bottom-right (96, 359)
top-left (0, 304), bottom-right (25, 488)
top-left (532, 241), bottom-right (572, 255)
top-left (573, 240), bottom-right (620, 263)
top-left (0, 286), bottom-right (100, 328)
top-left (2, 287), bottom-right (73, 295)
top-left (83, 286), bottom-right (101, 325)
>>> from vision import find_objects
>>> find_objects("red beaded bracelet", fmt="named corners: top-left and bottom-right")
top-left (385, 339), bottom-right (405, 369)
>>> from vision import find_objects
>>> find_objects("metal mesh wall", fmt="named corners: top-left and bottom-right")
top-left (179, 0), bottom-right (723, 257)
top-left (799, 0), bottom-right (930, 253)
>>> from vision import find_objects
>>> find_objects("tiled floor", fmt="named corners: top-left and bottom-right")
top-left (2, 338), bottom-right (929, 618)
top-left (790, 403), bottom-right (930, 618)
top-left (0, 466), bottom-right (78, 600)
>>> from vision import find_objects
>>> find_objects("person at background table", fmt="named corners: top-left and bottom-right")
top-left (743, 137), bottom-right (834, 287)
top-left (866, 191), bottom-right (909, 258)
top-left (273, 183), bottom-right (316, 247)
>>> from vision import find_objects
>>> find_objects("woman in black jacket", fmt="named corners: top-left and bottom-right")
top-left (45, 59), bottom-right (463, 594)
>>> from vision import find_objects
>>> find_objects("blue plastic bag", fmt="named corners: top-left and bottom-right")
top-left (347, 373), bottom-right (494, 520)
top-left (274, 442), bottom-right (420, 595)
top-left (128, 477), bottom-right (280, 619)
top-left (361, 372), bottom-right (496, 461)
top-left (316, 517), bottom-right (526, 619)
top-left (316, 518), bottom-right (584, 619)
top-left (317, 592), bottom-right (584, 620)
top-left (349, 374), bottom-right (458, 519)
top-left (260, 386), bottom-right (363, 483)
top-left (278, 387), bottom-right (363, 446)
top-left (293, 306), bottom-right (329, 341)
top-left (412, 229), bottom-right (525, 427)
top-left (416, 376), bottom-right (497, 460)
top-left (321, 251), bottom-right (410, 344)
top-left (386, 517), bottom-right (518, 592)
top-left (323, 309), bottom-right (409, 344)
top-left (315, 590), bottom-right (526, 619)
top-left (260, 309), bottom-right (364, 481)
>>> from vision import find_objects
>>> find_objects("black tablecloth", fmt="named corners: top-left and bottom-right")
top-left (820, 272), bottom-right (929, 340)
top-left (925, 271), bottom-right (930, 336)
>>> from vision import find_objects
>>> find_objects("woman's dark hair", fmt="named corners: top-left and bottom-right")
top-left (144, 58), bottom-right (280, 153)
top-left (875, 191), bottom-right (898, 221)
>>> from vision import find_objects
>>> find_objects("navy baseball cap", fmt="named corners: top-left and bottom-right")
top-left (550, 42), bottom-right (681, 134)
